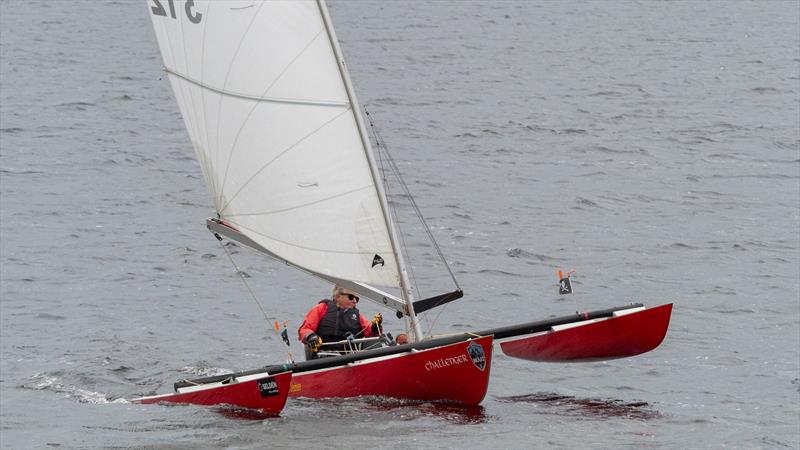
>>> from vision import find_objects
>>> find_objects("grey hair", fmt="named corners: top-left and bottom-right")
top-left (331, 285), bottom-right (344, 298)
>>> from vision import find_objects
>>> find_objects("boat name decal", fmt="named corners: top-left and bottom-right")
top-left (257, 377), bottom-right (279, 397)
top-left (424, 354), bottom-right (469, 371)
top-left (467, 341), bottom-right (486, 371)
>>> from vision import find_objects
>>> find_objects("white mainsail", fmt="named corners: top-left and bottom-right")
top-left (147, 0), bottom-right (405, 290)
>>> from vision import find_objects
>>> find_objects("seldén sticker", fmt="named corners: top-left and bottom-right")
top-left (257, 377), bottom-right (279, 397)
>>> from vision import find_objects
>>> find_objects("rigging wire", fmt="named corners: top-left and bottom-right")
top-left (364, 107), bottom-right (461, 290)
top-left (214, 234), bottom-right (294, 363)
top-left (374, 143), bottom-right (430, 336)
top-left (364, 107), bottom-right (461, 336)
top-left (371, 118), bottom-right (425, 335)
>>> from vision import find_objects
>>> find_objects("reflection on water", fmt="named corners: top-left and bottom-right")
top-left (419, 402), bottom-right (487, 425)
top-left (214, 405), bottom-right (282, 421)
top-left (497, 392), bottom-right (661, 420)
top-left (209, 391), bottom-right (660, 423)
top-left (360, 396), bottom-right (488, 425)
top-left (215, 396), bottom-right (488, 423)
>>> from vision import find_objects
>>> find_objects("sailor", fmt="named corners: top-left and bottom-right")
top-left (298, 285), bottom-right (383, 359)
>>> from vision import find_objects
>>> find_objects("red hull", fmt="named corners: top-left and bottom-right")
top-left (134, 370), bottom-right (292, 417)
top-left (290, 335), bottom-right (493, 405)
top-left (500, 303), bottom-right (672, 362)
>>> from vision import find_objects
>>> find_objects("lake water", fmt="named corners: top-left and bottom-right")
top-left (1, 1), bottom-right (798, 448)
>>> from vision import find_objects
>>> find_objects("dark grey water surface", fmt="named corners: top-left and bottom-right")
top-left (1, 1), bottom-right (799, 448)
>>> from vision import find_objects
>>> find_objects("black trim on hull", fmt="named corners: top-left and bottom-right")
top-left (475, 303), bottom-right (644, 340)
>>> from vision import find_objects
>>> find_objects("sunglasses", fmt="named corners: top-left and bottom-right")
top-left (340, 293), bottom-right (359, 302)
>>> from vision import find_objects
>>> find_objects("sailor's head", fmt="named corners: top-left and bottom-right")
top-left (332, 285), bottom-right (359, 306)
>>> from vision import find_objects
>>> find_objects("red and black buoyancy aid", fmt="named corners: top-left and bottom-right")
top-left (315, 299), bottom-right (364, 342)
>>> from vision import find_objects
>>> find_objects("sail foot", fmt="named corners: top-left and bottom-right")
top-left (206, 218), bottom-right (408, 315)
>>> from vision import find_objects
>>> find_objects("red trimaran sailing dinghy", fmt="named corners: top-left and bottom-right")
top-left (134, 0), bottom-right (671, 416)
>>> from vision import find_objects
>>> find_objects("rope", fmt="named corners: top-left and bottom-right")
top-left (423, 291), bottom-right (465, 337)
top-left (214, 234), bottom-right (294, 363)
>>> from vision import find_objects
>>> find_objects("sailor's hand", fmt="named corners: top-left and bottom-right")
top-left (305, 333), bottom-right (322, 352)
top-left (370, 313), bottom-right (383, 335)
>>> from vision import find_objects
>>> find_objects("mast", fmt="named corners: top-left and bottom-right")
top-left (316, 0), bottom-right (424, 342)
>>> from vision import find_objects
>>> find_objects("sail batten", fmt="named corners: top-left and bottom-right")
top-left (167, 70), bottom-right (350, 107)
top-left (224, 184), bottom-right (374, 218)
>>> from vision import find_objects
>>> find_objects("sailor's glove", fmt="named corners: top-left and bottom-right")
top-left (371, 313), bottom-right (383, 334)
top-left (305, 333), bottom-right (322, 352)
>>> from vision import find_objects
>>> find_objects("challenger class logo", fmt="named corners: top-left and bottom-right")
top-left (467, 341), bottom-right (486, 371)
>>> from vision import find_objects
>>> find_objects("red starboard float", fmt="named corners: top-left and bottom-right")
top-left (133, 370), bottom-right (292, 417)
top-left (499, 304), bottom-right (672, 362)
top-left (289, 335), bottom-right (492, 405)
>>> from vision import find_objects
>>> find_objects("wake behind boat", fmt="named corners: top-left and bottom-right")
top-left (137, 0), bottom-right (672, 416)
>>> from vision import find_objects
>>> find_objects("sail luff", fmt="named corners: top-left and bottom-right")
top-left (316, 0), bottom-right (424, 342)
